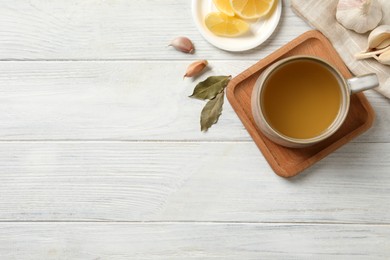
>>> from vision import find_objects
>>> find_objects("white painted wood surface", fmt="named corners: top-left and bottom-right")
top-left (0, 142), bottom-right (389, 223)
top-left (0, 0), bottom-right (389, 258)
top-left (0, 62), bottom-right (387, 141)
top-left (1, 223), bottom-right (389, 259)
top-left (0, 0), bottom-right (309, 60)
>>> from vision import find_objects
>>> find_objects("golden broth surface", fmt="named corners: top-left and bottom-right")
top-left (262, 59), bottom-right (342, 139)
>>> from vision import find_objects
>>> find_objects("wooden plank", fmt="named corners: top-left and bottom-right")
top-left (0, 141), bottom-right (389, 223)
top-left (0, 0), bottom-right (311, 60)
top-left (0, 222), bottom-right (389, 259)
top-left (0, 61), bottom-right (387, 142)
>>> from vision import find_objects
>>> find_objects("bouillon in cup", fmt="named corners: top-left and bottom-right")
top-left (251, 56), bottom-right (379, 148)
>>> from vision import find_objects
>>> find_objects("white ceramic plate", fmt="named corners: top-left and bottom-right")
top-left (191, 0), bottom-right (282, 52)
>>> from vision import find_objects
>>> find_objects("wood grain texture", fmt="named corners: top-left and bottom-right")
top-left (227, 30), bottom-right (375, 177)
top-left (0, 61), bottom-right (387, 142)
top-left (1, 0), bottom-right (389, 258)
top-left (0, 0), bottom-right (310, 60)
top-left (0, 142), bottom-right (389, 223)
top-left (0, 223), bottom-right (389, 259)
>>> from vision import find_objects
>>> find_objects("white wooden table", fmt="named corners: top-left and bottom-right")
top-left (0, 0), bottom-right (389, 259)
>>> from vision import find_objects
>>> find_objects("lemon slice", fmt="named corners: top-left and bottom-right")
top-left (230, 0), bottom-right (275, 19)
top-left (213, 0), bottom-right (235, 16)
top-left (205, 12), bottom-right (249, 37)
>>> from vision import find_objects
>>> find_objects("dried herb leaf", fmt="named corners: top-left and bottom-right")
top-left (190, 75), bottom-right (231, 100)
top-left (200, 91), bottom-right (224, 132)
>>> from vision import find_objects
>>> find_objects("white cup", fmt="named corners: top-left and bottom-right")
top-left (251, 56), bottom-right (379, 148)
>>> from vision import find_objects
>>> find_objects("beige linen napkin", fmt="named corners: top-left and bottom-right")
top-left (291, 0), bottom-right (390, 98)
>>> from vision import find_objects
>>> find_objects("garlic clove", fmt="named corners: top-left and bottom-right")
top-left (377, 49), bottom-right (390, 65)
top-left (169, 37), bottom-right (195, 54)
top-left (367, 25), bottom-right (390, 50)
top-left (355, 45), bottom-right (390, 60)
top-left (356, 24), bottom-right (390, 64)
top-left (336, 0), bottom-right (382, 34)
top-left (184, 60), bottom-right (208, 78)
top-left (376, 39), bottom-right (390, 50)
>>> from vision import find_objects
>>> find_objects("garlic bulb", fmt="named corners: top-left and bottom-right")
top-left (336, 0), bottom-right (382, 34)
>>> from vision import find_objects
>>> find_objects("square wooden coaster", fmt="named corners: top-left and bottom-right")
top-left (226, 30), bottom-right (375, 178)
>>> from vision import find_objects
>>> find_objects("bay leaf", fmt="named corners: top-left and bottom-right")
top-left (200, 91), bottom-right (224, 132)
top-left (190, 75), bottom-right (231, 100)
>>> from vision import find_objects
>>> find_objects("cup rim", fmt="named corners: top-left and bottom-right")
top-left (255, 55), bottom-right (350, 145)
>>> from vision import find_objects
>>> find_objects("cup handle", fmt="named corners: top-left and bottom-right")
top-left (347, 73), bottom-right (379, 95)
